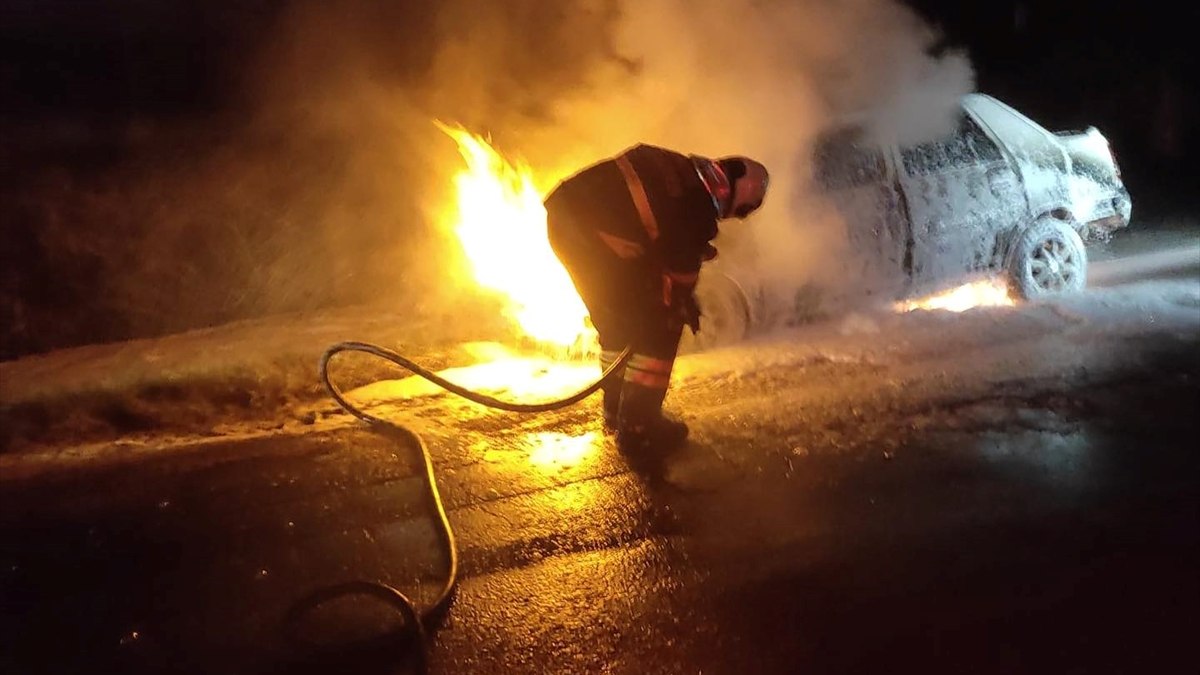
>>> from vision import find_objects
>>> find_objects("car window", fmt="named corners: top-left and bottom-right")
top-left (966, 96), bottom-right (1062, 168)
top-left (900, 114), bottom-right (1003, 176)
top-left (961, 115), bottom-right (1003, 162)
top-left (813, 126), bottom-right (887, 190)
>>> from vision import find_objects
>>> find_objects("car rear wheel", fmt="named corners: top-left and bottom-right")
top-left (1006, 217), bottom-right (1088, 300)
top-left (678, 270), bottom-right (752, 354)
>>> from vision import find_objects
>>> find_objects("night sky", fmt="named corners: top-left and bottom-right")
top-left (3, 2), bottom-right (1194, 170)
top-left (1, 0), bottom-right (1196, 359)
top-left (906, 0), bottom-right (1197, 202)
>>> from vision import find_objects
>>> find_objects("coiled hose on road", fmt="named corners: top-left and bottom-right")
top-left (285, 341), bottom-right (631, 672)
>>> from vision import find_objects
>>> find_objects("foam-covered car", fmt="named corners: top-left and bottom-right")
top-left (687, 93), bottom-right (1132, 351)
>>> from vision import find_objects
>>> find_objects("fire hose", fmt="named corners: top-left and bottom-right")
top-left (284, 340), bottom-right (632, 671)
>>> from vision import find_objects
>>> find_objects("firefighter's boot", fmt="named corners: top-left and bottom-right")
top-left (602, 383), bottom-right (621, 431)
top-left (600, 350), bottom-right (626, 431)
top-left (615, 381), bottom-right (689, 460)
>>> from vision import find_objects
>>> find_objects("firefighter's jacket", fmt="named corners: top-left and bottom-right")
top-left (544, 144), bottom-right (720, 292)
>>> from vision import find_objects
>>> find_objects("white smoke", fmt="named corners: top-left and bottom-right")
top-left (484, 0), bottom-right (976, 309)
top-left (259, 0), bottom-right (976, 322)
top-left (10, 0), bottom-right (975, 355)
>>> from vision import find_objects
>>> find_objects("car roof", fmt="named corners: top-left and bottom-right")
top-left (963, 93), bottom-right (1010, 122)
top-left (820, 93), bottom-right (1044, 145)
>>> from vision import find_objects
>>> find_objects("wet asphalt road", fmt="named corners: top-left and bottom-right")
top-left (2, 273), bottom-right (1199, 673)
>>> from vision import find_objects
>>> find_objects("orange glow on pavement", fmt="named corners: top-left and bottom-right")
top-left (346, 343), bottom-right (602, 407)
top-left (527, 431), bottom-right (599, 469)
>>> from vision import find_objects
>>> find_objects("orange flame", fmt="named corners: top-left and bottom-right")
top-left (437, 123), bottom-right (595, 350)
top-left (895, 277), bottom-right (1016, 313)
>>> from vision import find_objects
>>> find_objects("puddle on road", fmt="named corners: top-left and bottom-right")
top-left (970, 428), bottom-right (1095, 490)
top-left (923, 403), bottom-right (1099, 493)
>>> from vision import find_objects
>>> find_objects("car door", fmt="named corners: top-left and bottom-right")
top-left (893, 113), bottom-right (1028, 287)
top-left (812, 126), bottom-right (907, 296)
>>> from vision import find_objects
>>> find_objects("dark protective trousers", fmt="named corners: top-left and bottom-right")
top-left (546, 209), bottom-right (684, 422)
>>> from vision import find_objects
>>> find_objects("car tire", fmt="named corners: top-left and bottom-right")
top-left (1006, 216), bottom-right (1088, 300)
top-left (678, 270), bottom-right (752, 354)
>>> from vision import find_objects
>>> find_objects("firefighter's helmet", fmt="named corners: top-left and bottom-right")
top-left (716, 156), bottom-right (769, 219)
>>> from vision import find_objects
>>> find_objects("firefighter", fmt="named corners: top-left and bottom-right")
top-left (545, 144), bottom-right (769, 458)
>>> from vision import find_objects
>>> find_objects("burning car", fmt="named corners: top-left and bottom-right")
top-left (686, 93), bottom-right (1132, 351)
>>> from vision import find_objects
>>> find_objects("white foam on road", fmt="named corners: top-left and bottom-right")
top-left (1089, 244), bottom-right (1200, 286)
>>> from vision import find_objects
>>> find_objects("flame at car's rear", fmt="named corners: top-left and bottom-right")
top-left (895, 277), bottom-right (1015, 313)
top-left (437, 123), bottom-right (594, 350)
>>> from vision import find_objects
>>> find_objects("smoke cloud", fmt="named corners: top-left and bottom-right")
top-left (2, 0), bottom-right (974, 358)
